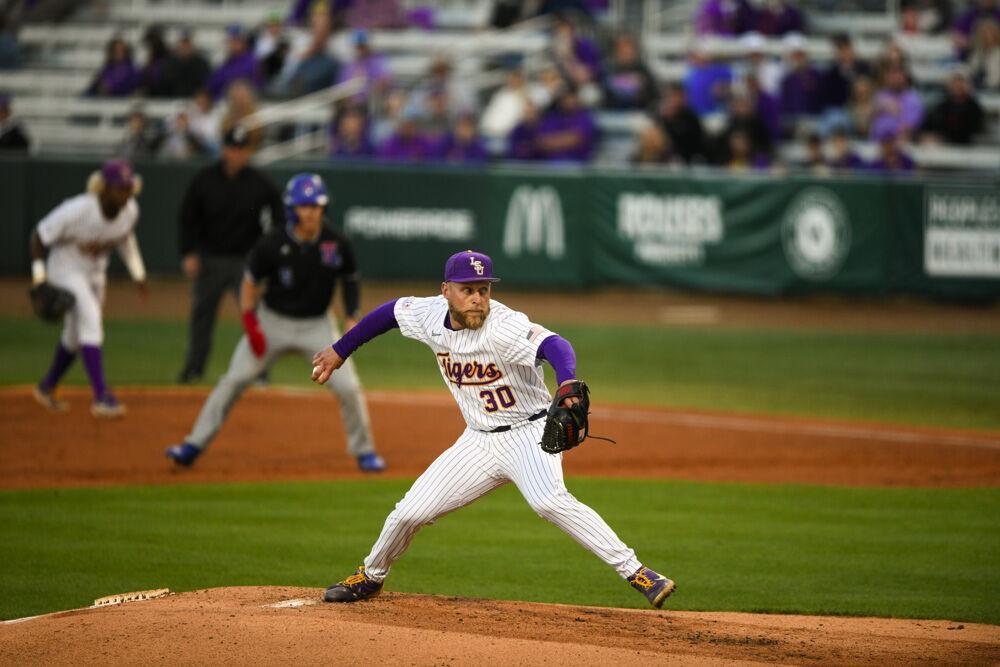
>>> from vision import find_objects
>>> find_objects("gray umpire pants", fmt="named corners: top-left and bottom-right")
top-left (181, 253), bottom-right (245, 378)
top-left (185, 305), bottom-right (376, 457)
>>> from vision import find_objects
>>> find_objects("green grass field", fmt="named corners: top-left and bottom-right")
top-left (1, 479), bottom-right (997, 623)
top-left (3, 316), bottom-right (999, 430)
top-left (2, 315), bottom-right (998, 624)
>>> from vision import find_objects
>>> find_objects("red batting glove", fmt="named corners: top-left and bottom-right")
top-left (241, 310), bottom-right (267, 358)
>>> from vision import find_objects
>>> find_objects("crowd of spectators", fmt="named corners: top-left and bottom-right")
top-left (1, 0), bottom-right (997, 171)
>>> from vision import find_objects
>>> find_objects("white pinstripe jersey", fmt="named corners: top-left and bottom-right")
top-left (394, 295), bottom-right (555, 432)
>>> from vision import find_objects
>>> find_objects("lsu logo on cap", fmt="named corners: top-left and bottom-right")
top-left (470, 256), bottom-right (484, 276)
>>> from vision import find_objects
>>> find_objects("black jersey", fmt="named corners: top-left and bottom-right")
top-left (246, 223), bottom-right (360, 318)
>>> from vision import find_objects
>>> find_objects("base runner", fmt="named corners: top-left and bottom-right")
top-left (311, 250), bottom-right (675, 607)
top-left (166, 173), bottom-right (384, 472)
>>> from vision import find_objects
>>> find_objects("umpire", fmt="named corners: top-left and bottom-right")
top-left (177, 124), bottom-right (284, 383)
top-left (166, 172), bottom-right (384, 472)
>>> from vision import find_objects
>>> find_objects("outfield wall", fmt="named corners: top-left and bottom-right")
top-left (1, 156), bottom-right (997, 300)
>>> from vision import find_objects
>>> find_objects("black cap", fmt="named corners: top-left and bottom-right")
top-left (223, 124), bottom-right (251, 147)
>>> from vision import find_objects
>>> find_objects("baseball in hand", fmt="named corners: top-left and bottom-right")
top-left (312, 364), bottom-right (322, 377)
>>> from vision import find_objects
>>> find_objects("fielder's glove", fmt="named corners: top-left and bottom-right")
top-left (29, 282), bottom-right (75, 322)
top-left (540, 380), bottom-right (591, 454)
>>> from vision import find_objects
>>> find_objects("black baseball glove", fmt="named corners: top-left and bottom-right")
top-left (29, 282), bottom-right (75, 322)
top-left (540, 380), bottom-right (591, 454)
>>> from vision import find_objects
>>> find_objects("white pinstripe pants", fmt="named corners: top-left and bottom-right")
top-left (363, 420), bottom-right (642, 581)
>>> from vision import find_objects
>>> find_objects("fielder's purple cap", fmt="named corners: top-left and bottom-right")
top-left (444, 250), bottom-right (501, 283)
top-left (101, 159), bottom-right (136, 189)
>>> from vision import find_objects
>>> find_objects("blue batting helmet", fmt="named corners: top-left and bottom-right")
top-left (284, 173), bottom-right (329, 224)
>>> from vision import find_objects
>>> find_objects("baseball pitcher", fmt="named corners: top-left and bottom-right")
top-left (311, 250), bottom-right (675, 608)
top-left (30, 159), bottom-right (147, 418)
top-left (166, 173), bottom-right (384, 472)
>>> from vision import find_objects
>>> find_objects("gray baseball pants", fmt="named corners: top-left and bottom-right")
top-left (185, 305), bottom-right (375, 457)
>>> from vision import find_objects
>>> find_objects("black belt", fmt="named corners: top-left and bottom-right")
top-left (484, 410), bottom-right (547, 434)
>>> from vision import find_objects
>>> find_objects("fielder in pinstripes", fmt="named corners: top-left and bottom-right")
top-left (311, 250), bottom-right (676, 608)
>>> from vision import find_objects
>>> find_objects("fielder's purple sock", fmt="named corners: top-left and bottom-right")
top-left (81, 345), bottom-right (108, 401)
top-left (40, 343), bottom-right (76, 391)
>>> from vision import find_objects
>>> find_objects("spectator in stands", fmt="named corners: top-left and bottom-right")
top-left (338, 30), bottom-right (392, 104)
top-left (684, 44), bottom-right (733, 115)
top-left (828, 127), bottom-right (865, 171)
top-left (952, 0), bottom-right (1000, 57)
top-left (437, 114), bottom-right (489, 164)
top-left (601, 34), bottom-right (658, 110)
top-left (799, 132), bottom-right (829, 174)
top-left (969, 19), bottom-right (1000, 88)
top-left (756, 0), bottom-right (806, 36)
top-left (0, 93), bottom-right (30, 151)
top-left (871, 64), bottom-right (925, 141)
top-left (653, 83), bottom-right (706, 164)
top-left (737, 32), bottom-right (784, 96)
top-left (550, 14), bottom-right (603, 97)
top-left (207, 24), bottom-right (261, 99)
top-left (416, 87), bottom-right (453, 148)
top-left (117, 107), bottom-right (163, 160)
top-left (274, 6), bottom-right (339, 98)
top-left (529, 65), bottom-right (568, 110)
top-left (822, 34), bottom-right (873, 110)
top-left (221, 80), bottom-right (263, 151)
top-left (869, 122), bottom-right (917, 172)
top-left (631, 123), bottom-right (680, 166)
top-left (161, 29), bottom-right (211, 98)
top-left (694, 0), bottom-right (756, 35)
top-left (848, 74), bottom-right (877, 136)
top-left (716, 91), bottom-right (773, 163)
top-left (161, 91), bottom-right (221, 159)
top-left (416, 58), bottom-right (477, 115)
top-left (255, 12), bottom-right (290, 86)
top-left (330, 104), bottom-right (375, 159)
top-left (535, 86), bottom-right (597, 162)
top-left (481, 66), bottom-right (531, 142)
top-left (900, 0), bottom-right (953, 33)
top-left (724, 129), bottom-right (770, 170)
top-left (920, 70), bottom-right (985, 143)
top-left (506, 102), bottom-right (542, 160)
top-left (747, 74), bottom-right (782, 142)
top-left (135, 25), bottom-right (171, 98)
top-left (378, 109), bottom-right (435, 161)
top-left (0, 15), bottom-right (19, 69)
top-left (779, 34), bottom-right (824, 122)
top-left (85, 37), bottom-right (137, 97)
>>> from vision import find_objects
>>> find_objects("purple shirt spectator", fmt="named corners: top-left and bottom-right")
top-left (536, 91), bottom-right (597, 162)
top-left (378, 120), bottom-right (435, 161)
top-left (870, 67), bottom-right (925, 139)
top-left (953, 1), bottom-right (1000, 36)
top-left (695, 0), bottom-right (756, 35)
top-left (684, 56), bottom-right (733, 115)
top-left (869, 151), bottom-right (916, 172)
top-left (86, 61), bottom-right (137, 97)
top-left (208, 27), bottom-right (262, 99)
top-left (437, 134), bottom-right (489, 164)
top-left (780, 65), bottom-right (824, 116)
top-left (506, 119), bottom-right (541, 160)
top-left (756, 2), bottom-right (806, 36)
top-left (338, 37), bottom-right (391, 102)
top-left (830, 151), bottom-right (866, 171)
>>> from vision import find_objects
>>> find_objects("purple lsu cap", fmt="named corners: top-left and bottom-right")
top-left (444, 250), bottom-right (501, 283)
top-left (101, 159), bottom-right (136, 189)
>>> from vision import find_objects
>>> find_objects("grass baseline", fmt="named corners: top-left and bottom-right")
top-left (0, 478), bottom-right (997, 624)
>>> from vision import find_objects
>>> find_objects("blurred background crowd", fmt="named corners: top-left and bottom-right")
top-left (1, 0), bottom-right (998, 173)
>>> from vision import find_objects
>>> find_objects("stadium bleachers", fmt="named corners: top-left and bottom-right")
top-left (1, 0), bottom-right (997, 171)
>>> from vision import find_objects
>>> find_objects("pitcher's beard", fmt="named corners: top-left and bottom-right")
top-left (451, 305), bottom-right (489, 330)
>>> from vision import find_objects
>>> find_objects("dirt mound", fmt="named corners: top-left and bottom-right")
top-left (2, 587), bottom-right (997, 665)
top-left (2, 386), bottom-right (999, 489)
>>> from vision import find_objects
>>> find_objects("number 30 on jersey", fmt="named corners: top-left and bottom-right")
top-left (479, 386), bottom-right (516, 412)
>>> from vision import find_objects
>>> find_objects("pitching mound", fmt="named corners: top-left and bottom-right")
top-left (2, 386), bottom-right (1000, 489)
top-left (2, 587), bottom-right (998, 665)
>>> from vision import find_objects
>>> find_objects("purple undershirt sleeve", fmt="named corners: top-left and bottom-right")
top-left (332, 298), bottom-right (399, 358)
top-left (536, 335), bottom-right (577, 385)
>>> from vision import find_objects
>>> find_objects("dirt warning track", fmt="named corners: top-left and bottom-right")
top-left (2, 386), bottom-right (999, 489)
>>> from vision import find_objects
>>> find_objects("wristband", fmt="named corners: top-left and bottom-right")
top-left (31, 259), bottom-right (46, 286)
top-left (241, 310), bottom-right (260, 332)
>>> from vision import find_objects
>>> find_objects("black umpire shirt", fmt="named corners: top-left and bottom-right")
top-left (246, 223), bottom-right (361, 319)
top-left (179, 162), bottom-right (285, 258)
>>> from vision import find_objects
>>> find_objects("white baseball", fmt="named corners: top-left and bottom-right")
top-left (312, 365), bottom-right (322, 377)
